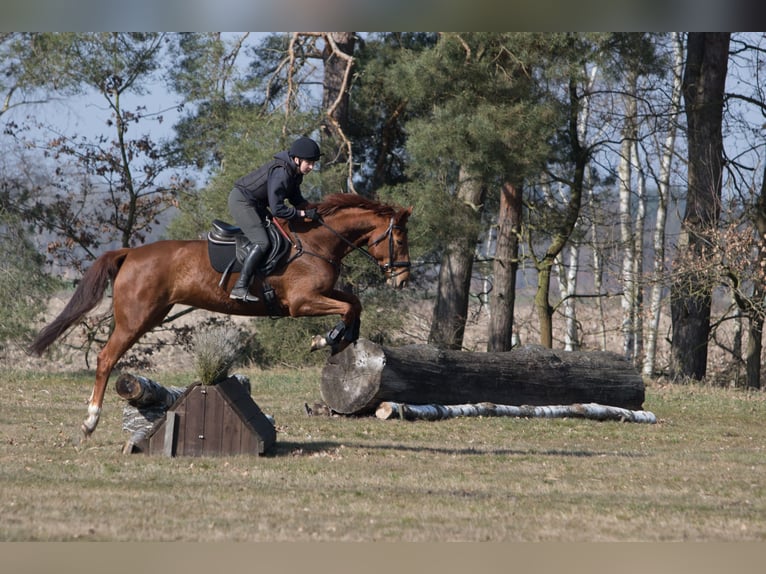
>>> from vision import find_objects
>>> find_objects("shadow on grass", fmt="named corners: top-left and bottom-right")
top-left (270, 440), bottom-right (646, 459)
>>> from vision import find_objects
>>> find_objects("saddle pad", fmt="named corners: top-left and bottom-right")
top-left (207, 239), bottom-right (242, 274)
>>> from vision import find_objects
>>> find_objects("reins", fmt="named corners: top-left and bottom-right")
top-left (285, 214), bottom-right (410, 279)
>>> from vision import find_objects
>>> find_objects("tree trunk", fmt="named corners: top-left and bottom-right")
top-left (644, 32), bottom-right (683, 377)
top-left (745, 158), bottom-right (766, 389)
top-left (557, 241), bottom-right (580, 351)
top-left (670, 32), bottom-right (730, 380)
top-left (745, 312), bottom-right (763, 390)
top-left (487, 181), bottom-right (522, 351)
top-left (320, 339), bottom-right (646, 415)
top-left (115, 373), bottom-right (186, 454)
top-left (534, 261), bottom-right (555, 348)
top-left (532, 76), bottom-right (588, 348)
top-left (428, 167), bottom-right (486, 350)
top-left (557, 63), bottom-right (597, 353)
top-left (619, 68), bottom-right (637, 360)
top-left (632, 137), bottom-right (646, 368)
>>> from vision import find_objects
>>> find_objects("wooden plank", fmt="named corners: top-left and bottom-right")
top-left (217, 377), bottom-right (275, 454)
top-left (181, 385), bottom-right (206, 457)
top-left (163, 412), bottom-right (178, 457)
top-left (203, 386), bottom-right (225, 456)
top-left (219, 386), bottom-right (244, 455)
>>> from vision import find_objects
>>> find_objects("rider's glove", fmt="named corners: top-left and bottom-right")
top-left (304, 208), bottom-right (321, 221)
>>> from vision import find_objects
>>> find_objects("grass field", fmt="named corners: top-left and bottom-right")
top-left (1, 366), bottom-right (764, 542)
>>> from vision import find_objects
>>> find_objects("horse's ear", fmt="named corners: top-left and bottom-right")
top-left (397, 206), bottom-right (413, 226)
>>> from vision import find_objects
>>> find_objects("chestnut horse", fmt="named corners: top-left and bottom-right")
top-left (29, 193), bottom-right (412, 438)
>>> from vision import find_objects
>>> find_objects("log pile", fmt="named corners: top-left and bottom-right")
top-left (321, 339), bottom-right (647, 416)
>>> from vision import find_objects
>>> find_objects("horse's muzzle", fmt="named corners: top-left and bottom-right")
top-left (387, 273), bottom-right (409, 289)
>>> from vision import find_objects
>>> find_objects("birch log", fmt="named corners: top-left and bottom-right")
top-left (321, 339), bottom-right (646, 415)
top-left (375, 401), bottom-right (657, 424)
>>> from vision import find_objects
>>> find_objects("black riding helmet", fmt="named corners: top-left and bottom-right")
top-left (288, 136), bottom-right (322, 161)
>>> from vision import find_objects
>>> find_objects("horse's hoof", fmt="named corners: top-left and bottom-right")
top-left (81, 405), bottom-right (101, 438)
top-left (310, 335), bottom-right (327, 351)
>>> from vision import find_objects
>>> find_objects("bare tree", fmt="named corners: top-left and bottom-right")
top-left (555, 63), bottom-right (599, 352)
top-left (320, 33), bottom-right (356, 173)
top-left (743, 169), bottom-right (766, 388)
top-left (284, 32), bottom-right (357, 193)
top-left (531, 75), bottom-right (589, 349)
top-left (670, 32), bottom-right (730, 381)
top-left (618, 67), bottom-right (638, 360)
top-left (643, 32), bottom-right (684, 377)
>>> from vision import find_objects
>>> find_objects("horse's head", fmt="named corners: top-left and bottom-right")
top-left (313, 194), bottom-right (413, 288)
top-left (367, 206), bottom-right (413, 289)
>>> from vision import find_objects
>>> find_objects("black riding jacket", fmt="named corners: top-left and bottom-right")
top-left (233, 151), bottom-right (308, 219)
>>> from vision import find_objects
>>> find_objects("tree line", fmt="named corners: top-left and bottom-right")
top-left (1, 32), bottom-right (765, 388)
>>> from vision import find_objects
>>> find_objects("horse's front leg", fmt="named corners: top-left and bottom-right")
top-left (313, 315), bottom-right (361, 352)
top-left (289, 288), bottom-right (362, 354)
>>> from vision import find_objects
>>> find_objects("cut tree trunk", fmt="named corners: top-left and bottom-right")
top-left (115, 373), bottom-right (186, 407)
top-left (321, 339), bottom-right (645, 415)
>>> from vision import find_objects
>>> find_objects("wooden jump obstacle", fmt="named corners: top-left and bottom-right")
top-left (321, 339), bottom-right (648, 417)
top-left (117, 373), bottom-right (276, 457)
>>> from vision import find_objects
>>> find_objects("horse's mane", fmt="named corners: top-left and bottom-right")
top-left (316, 193), bottom-right (397, 218)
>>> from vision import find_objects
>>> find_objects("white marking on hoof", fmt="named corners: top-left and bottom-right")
top-left (310, 335), bottom-right (328, 351)
top-left (81, 405), bottom-right (102, 437)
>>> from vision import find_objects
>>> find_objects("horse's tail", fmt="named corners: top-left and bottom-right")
top-left (28, 249), bottom-right (130, 356)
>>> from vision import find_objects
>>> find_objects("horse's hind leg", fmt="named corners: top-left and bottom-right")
top-left (82, 305), bottom-right (172, 437)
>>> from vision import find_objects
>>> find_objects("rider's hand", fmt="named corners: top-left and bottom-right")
top-left (303, 208), bottom-right (321, 221)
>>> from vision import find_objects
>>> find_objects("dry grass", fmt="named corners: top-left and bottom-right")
top-left (1, 365), bottom-right (764, 542)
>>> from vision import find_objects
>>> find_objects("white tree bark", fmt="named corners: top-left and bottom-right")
top-left (376, 401), bottom-right (657, 424)
top-left (619, 70), bottom-right (638, 360)
top-left (556, 244), bottom-right (580, 351)
top-left (557, 64), bottom-right (598, 351)
top-left (643, 33), bottom-right (684, 377)
top-left (632, 137), bottom-right (647, 368)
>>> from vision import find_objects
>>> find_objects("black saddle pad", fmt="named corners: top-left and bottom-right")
top-left (206, 222), bottom-right (289, 275)
top-left (207, 240), bottom-right (242, 274)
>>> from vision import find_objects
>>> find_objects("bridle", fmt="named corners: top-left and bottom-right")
top-left (318, 215), bottom-right (411, 280)
top-left (367, 216), bottom-right (412, 279)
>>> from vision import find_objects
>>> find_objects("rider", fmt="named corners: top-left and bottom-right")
top-left (227, 136), bottom-right (322, 302)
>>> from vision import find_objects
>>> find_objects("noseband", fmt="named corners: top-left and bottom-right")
top-left (368, 216), bottom-right (412, 279)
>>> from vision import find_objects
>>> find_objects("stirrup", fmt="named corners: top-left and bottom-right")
top-left (229, 288), bottom-right (259, 302)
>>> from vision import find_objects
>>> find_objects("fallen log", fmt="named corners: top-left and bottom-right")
top-left (116, 373), bottom-right (187, 454)
top-left (375, 401), bottom-right (657, 424)
top-left (321, 339), bottom-right (646, 415)
top-left (116, 372), bottom-right (186, 408)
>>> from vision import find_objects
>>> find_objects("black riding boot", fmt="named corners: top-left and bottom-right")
top-left (230, 245), bottom-right (264, 302)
